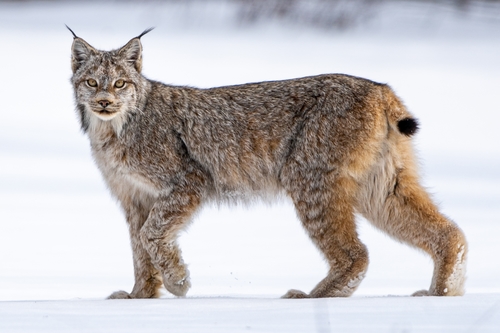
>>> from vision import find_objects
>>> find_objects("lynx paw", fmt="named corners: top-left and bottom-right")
top-left (412, 289), bottom-right (432, 297)
top-left (164, 269), bottom-right (191, 297)
top-left (412, 288), bottom-right (459, 297)
top-left (281, 289), bottom-right (310, 299)
top-left (107, 290), bottom-right (132, 299)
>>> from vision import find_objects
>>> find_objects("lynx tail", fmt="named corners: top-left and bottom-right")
top-left (381, 85), bottom-right (419, 137)
top-left (397, 117), bottom-right (419, 136)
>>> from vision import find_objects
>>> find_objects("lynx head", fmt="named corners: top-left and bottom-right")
top-left (68, 26), bottom-right (153, 133)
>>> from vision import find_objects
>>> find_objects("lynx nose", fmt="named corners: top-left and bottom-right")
top-left (98, 100), bottom-right (112, 108)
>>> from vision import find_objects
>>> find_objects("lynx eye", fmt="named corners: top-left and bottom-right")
top-left (87, 79), bottom-right (97, 87)
top-left (114, 79), bottom-right (125, 88)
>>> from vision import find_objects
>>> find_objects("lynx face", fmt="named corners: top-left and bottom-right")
top-left (70, 33), bottom-right (148, 132)
top-left (76, 65), bottom-right (134, 121)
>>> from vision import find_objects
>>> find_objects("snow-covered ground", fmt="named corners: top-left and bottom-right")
top-left (1, 294), bottom-right (499, 332)
top-left (0, 1), bottom-right (499, 331)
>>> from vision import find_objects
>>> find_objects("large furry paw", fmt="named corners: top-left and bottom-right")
top-left (107, 290), bottom-right (132, 299)
top-left (163, 268), bottom-right (191, 297)
top-left (412, 289), bottom-right (461, 297)
top-left (412, 289), bottom-right (432, 297)
top-left (281, 289), bottom-right (310, 299)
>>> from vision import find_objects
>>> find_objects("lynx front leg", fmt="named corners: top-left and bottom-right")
top-left (282, 174), bottom-right (369, 298)
top-left (140, 174), bottom-right (205, 297)
top-left (108, 198), bottom-right (163, 299)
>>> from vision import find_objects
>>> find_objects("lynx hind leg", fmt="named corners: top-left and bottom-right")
top-left (108, 198), bottom-right (163, 299)
top-left (282, 174), bottom-right (369, 299)
top-left (358, 150), bottom-right (467, 297)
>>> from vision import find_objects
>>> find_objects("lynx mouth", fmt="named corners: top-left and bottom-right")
top-left (92, 108), bottom-right (119, 120)
top-left (95, 109), bottom-right (117, 115)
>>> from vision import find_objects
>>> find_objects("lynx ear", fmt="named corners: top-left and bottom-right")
top-left (118, 28), bottom-right (153, 73)
top-left (118, 38), bottom-right (143, 72)
top-left (71, 38), bottom-right (97, 73)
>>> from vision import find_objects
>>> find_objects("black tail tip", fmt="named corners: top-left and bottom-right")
top-left (397, 117), bottom-right (419, 136)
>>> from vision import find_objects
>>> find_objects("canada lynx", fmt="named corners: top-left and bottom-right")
top-left (68, 27), bottom-right (467, 299)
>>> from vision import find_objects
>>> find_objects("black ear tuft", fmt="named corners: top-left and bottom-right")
top-left (65, 24), bottom-right (78, 39)
top-left (137, 27), bottom-right (154, 39)
top-left (397, 117), bottom-right (419, 136)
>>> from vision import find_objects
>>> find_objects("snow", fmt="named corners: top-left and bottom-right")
top-left (0, 0), bottom-right (499, 331)
top-left (1, 294), bottom-right (500, 332)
